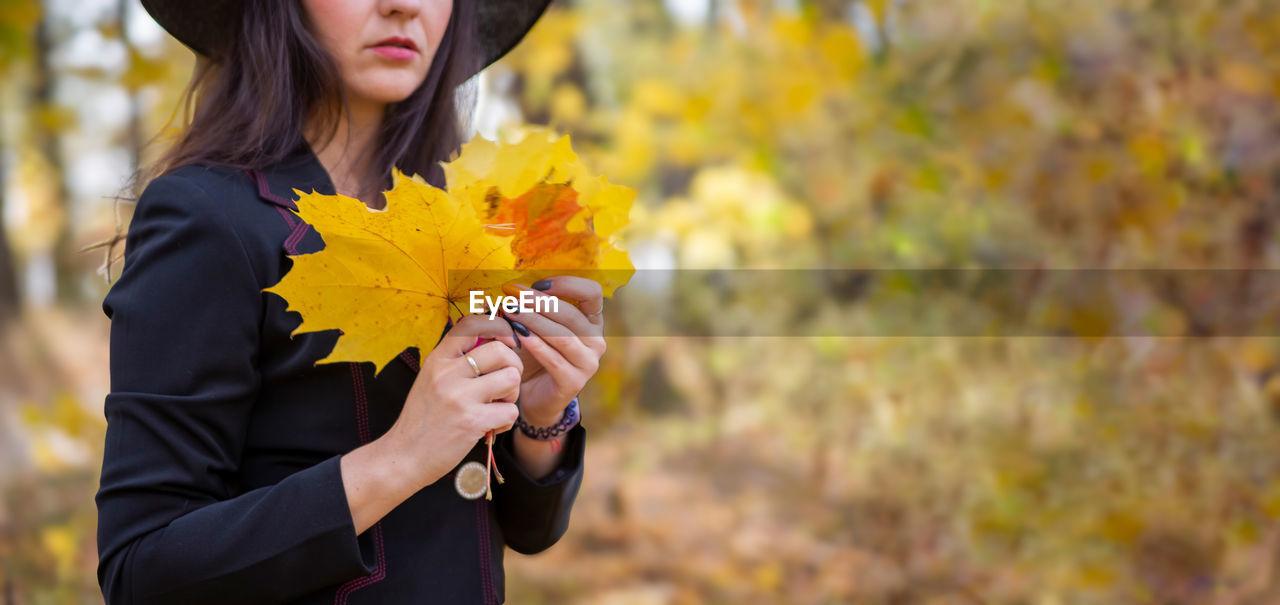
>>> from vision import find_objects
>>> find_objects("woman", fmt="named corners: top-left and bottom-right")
top-left (96, 1), bottom-right (604, 603)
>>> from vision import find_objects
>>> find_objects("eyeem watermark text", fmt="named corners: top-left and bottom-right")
top-left (470, 290), bottom-right (559, 320)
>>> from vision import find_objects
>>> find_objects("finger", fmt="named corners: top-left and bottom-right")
top-left (437, 314), bottom-right (517, 355)
top-left (470, 366), bottom-right (523, 404)
top-left (458, 340), bottom-right (523, 378)
top-left (519, 276), bottom-right (604, 313)
top-left (502, 309), bottom-right (598, 370)
top-left (518, 331), bottom-right (595, 391)
top-left (477, 401), bottom-right (519, 434)
top-left (505, 276), bottom-right (605, 319)
top-left (506, 334), bottom-right (539, 378)
top-left (502, 284), bottom-right (600, 339)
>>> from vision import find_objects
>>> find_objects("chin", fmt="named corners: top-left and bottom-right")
top-left (353, 74), bottom-right (429, 104)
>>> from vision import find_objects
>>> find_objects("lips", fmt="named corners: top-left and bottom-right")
top-left (369, 35), bottom-right (418, 61)
top-left (371, 36), bottom-right (418, 52)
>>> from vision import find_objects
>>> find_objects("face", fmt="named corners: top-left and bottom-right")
top-left (302, 0), bottom-right (453, 110)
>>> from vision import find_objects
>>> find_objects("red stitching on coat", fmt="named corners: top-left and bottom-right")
top-left (261, 178), bottom-right (392, 603)
top-left (334, 524), bottom-right (386, 605)
top-left (476, 499), bottom-right (496, 604)
top-left (398, 350), bottom-right (420, 373)
top-left (348, 363), bottom-right (373, 454)
top-left (274, 205), bottom-right (297, 229)
top-left (283, 221), bottom-right (309, 255)
top-left (334, 363), bottom-right (386, 604)
top-left (247, 168), bottom-right (300, 211)
top-left (248, 168), bottom-right (312, 255)
top-left (248, 168), bottom-right (307, 257)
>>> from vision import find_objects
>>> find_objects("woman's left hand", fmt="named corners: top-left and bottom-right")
top-left (500, 276), bottom-right (606, 426)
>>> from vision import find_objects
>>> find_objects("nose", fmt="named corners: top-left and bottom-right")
top-left (380, 0), bottom-right (422, 18)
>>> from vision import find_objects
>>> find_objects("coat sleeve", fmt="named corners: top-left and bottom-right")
top-left (491, 421), bottom-right (586, 554)
top-left (95, 173), bottom-right (373, 604)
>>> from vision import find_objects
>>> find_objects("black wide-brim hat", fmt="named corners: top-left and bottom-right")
top-left (140, 0), bottom-right (552, 75)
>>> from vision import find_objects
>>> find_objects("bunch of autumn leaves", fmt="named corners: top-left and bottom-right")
top-left (264, 130), bottom-right (634, 374)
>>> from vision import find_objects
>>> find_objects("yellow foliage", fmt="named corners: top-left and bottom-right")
top-left (10, 150), bottom-right (66, 254)
top-left (444, 129), bottom-right (635, 296)
top-left (640, 165), bottom-right (814, 269)
top-left (119, 47), bottom-right (169, 90)
top-left (1220, 61), bottom-right (1270, 96)
top-left (20, 392), bottom-right (103, 473)
top-left (1128, 130), bottom-right (1167, 177)
top-left (819, 28), bottom-right (865, 80)
top-left (632, 78), bottom-right (685, 119)
top-left (265, 130), bottom-right (636, 372)
top-left (40, 524), bottom-right (78, 578)
top-left (498, 9), bottom-right (580, 103)
top-left (264, 172), bottom-right (515, 374)
top-left (549, 82), bottom-right (587, 126)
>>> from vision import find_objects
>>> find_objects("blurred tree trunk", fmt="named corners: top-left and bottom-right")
top-left (809, 0), bottom-right (858, 19)
top-left (3, 566), bottom-right (14, 605)
top-left (0, 92), bottom-right (19, 322)
top-left (31, 14), bottom-right (77, 304)
top-left (119, 0), bottom-right (142, 175)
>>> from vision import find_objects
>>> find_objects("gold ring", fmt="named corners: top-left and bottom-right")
top-left (464, 353), bottom-right (481, 377)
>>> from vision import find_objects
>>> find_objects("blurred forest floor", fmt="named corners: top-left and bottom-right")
top-left (13, 309), bottom-right (1280, 603)
top-left (503, 339), bottom-right (1280, 605)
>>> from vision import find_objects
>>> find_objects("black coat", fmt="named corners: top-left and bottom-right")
top-left (95, 142), bottom-right (586, 604)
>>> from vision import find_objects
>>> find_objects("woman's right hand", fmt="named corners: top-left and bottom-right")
top-left (391, 314), bottom-right (523, 488)
top-left (341, 314), bottom-right (520, 534)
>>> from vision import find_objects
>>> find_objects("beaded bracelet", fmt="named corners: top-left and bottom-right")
top-left (515, 397), bottom-right (580, 452)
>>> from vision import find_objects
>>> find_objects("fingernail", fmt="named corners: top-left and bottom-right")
top-left (509, 319), bottom-right (531, 337)
top-left (532, 279), bottom-right (552, 291)
top-left (506, 321), bottom-right (522, 349)
top-left (499, 314), bottom-right (523, 348)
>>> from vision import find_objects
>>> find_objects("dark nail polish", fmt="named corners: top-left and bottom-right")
top-left (509, 319), bottom-right (531, 337)
top-left (532, 279), bottom-right (553, 291)
top-left (499, 314), bottom-right (523, 348)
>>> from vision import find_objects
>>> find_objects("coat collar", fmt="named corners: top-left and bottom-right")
top-left (250, 142), bottom-right (424, 374)
top-left (250, 142), bottom-right (337, 212)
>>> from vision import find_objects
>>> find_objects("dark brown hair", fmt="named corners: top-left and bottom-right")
top-left (96, 0), bottom-right (479, 280)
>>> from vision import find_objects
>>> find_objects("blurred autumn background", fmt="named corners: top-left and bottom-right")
top-left (4, 0), bottom-right (1280, 602)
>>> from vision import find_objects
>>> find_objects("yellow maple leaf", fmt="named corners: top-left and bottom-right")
top-left (264, 170), bottom-right (516, 374)
top-left (444, 129), bottom-right (635, 297)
